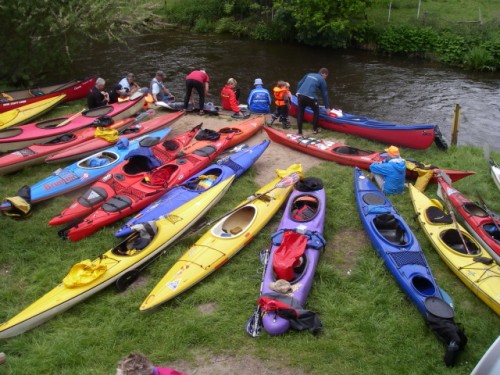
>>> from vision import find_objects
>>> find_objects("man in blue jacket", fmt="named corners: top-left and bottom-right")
top-left (247, 78), bottom-right (271, 113)
top-left (369, 146), bottom-right (406, 194)
top-left (296, 68), bottom-right (331, 135)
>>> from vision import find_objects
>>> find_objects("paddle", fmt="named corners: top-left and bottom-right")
top-left (245, 247), bottom-right (270, 337)
top-left (177, 172), bottom-right (300, 242)
top-left (476, 193), bottom-right (500, 235)
top-left (55, 109), bottom-right (85, 127)
top-left (436, 171), bottom-right (472, 255)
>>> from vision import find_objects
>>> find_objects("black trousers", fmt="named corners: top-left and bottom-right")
top-left (297, 94), bottom-right (319, 134)
top-left (184, 79), bottom-right (205, 110)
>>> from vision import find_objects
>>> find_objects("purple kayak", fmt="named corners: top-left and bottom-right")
top-left (248, 177), bottom-right (326, 336)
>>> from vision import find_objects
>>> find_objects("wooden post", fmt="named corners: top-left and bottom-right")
top-left (388, 1), bottom-right (392, 22)
top-left (451, 104), bottom-right (461, 146)
top-left (417, 0), bottom-right (421, 19)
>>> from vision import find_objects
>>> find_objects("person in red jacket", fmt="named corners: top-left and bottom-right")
top-left (184, 69), bottom-right (210, 115)
top-left (220, 78), bottom-right (246, 118)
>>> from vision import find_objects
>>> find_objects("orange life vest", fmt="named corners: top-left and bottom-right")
top-left (273, 87), bottom-right (288, 106)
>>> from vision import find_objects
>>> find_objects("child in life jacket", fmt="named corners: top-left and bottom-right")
top-left (270, 81), bottom-right (291, 129)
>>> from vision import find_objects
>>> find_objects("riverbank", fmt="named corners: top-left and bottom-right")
top-left (162, 0), bottom-right (500, 72)
top-left (0, 105), bottom-right (498, 374)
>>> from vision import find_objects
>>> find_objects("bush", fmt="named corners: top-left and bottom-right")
top-left (377, 25), bottom-right (438, 57)
top-left (463, 46), bottom-right (495, 71)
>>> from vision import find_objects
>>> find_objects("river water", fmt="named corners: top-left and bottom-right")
top-left (68, 30), bottom-right (500, 151)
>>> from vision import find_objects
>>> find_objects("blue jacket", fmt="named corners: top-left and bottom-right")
top-left (297, 73), bottom-right (330, 109)
top-left (247, 85), bottom-right (271, 113)
top-left (369, 157), bottom-right (406, 194)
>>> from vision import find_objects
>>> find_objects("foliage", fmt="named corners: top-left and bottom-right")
top-left (273, 0), bottom-right (374, 48)
top-left (376, 25), bottom-right (438, 57)
top-left (463, 46), bottom-right (495, 71)
top-left (0, 0), bottom-right (162, 85)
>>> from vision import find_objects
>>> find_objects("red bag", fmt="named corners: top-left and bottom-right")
top-left (272, 231), bottom-right (307, 281)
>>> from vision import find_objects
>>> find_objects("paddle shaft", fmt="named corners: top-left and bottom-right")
top-left (477, 193), bottom-right (500, 233)
top-left (245, 247), bottom-right (271, 337)
top-left (55, 109), bottom-right (85, 127)
top-left (440, 192), bottom-right (472, 254)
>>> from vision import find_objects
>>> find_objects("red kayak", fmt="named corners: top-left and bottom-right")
top-left (48, 125), bottom-right (201, 227)
top-left (0, 77), bottom-right (96, 113)
top-left (45, 111), bottom-right (185, 164)
top-left (436, 173), bottom-right (500, 264)
top-left (288, 94), bottom-right (445, 150)
top-left (0, 118), bottom-right (136, 175)
top-left (264, 127), bottom-right (475, 183)
top-left (181, 116), bottom-right (264, 154)
top-left (62, 133), bottom-right (233, 241)
top-left (0, 92), bottom-right (145, 152)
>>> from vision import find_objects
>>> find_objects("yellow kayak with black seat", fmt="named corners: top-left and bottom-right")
top-left (140, 163), bottom-right (303, 311)
top-left (0, 175), bottom-right (235, 339)
top-left (409, 184), bottom-right (500, 315)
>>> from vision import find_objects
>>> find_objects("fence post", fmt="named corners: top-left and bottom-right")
top-left (451, 104), bottom-right (461, 146)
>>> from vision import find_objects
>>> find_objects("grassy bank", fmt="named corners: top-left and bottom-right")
top-left (0, 100), bottom-right (498, 374)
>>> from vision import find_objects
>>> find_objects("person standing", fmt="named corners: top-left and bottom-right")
top-left (369, 146), bottom-right (406, 194)
top-left (184, 69), bottom-right (210, 115)
top-left (296, 67), bottom-right (331, 135)
top-left (118, 73), bottom-right (140, 95)
top-left (247, 78), bottom-right (271, 113)
top-left (87, 78), bottom-right (110, 109)
top-left (220, 78), bottom-right (245, 118)
top-left (271, 80), bottom-right (292, 129)
top-left (150, 70), bottom-right (174, 104)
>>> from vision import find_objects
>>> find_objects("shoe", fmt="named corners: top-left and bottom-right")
top-left (297, 132), bottom-right (303, 137)
top-left (199, 110), bottom-right (205, 116)
top-left (231, 112), bottom-right (244, 119)
top-left (312, 128), bottom-right (322, 134)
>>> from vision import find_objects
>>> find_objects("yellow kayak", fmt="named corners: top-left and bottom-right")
top-left (409, 184), bottom-right (500, 315)
top-left (0, 94), bottom-right (66, 129)
top-left (140, 163), bottom-right (303, 311)
top-left (0, 175), bottom-right (235, 339)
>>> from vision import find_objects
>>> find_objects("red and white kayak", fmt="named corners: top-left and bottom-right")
top-left (0, 91), bottom-right (145, 152)
top-left (0, 117), bottom-right (136, 175)
top-left (62, 133), bottom-right (233, 241)
top-left (264, 126), bottom-right (475, 183)
top-left (48, 125), bottom-right (202, 226)
top-left (45, 111), bottom-right (184, 164)
top-left (0, 77), bottom-right (96, 113)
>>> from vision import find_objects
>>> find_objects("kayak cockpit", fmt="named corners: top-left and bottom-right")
top-left (212, 205), bottom-right (256, 238)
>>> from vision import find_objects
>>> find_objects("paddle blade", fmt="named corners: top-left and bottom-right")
top-left (277, 172), bottom-right (301, 188)
top-left (438, 169), bottom-right (453, 185)
top-left (245, 310), bottom-right (263, 337)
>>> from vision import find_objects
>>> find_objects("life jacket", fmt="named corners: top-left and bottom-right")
top-left (273, 87), bottom-right (287, 106)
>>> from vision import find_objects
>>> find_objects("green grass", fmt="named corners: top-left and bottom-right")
top-left (0, 106), bottom-right (499, 374)
top-left (367, 0), bottom-right (500, 26)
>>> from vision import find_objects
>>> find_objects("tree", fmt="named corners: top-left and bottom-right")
top-left (273, 0), bottom-right (373, 48)
top-left (0, 0), bottom-right (163, 85)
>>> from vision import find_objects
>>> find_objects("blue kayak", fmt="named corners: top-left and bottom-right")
top-left (353, 167), bottom-right (467, 366)
top-left (114, 140), bottom-right (270, 237)
top-left (0, 128), bottom-right (171, 211)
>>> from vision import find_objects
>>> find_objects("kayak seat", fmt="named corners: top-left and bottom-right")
top-left (483, 224), bottom-right (500, 241)
top-left (139, 136), bottom-right (161, 148)
top-left (291, 195), bottom-right (319, 222)
top-left (425, 206), bottom-right (453, 224)
top-left (102, 195), bottom-right (133, 212)
top-left (440, 229), bottom-right (480, 255)
top-left (78, 187), bottom-right (108, 207)
top-left (123, 155), bottom-right (157, 174)
top-left (193, 145), bottom-right (217, 158)
top-left (463, 203), bottom-right (488, 218)
top-left (374, 214), bottom-right (407, 245)
top-left (363, 193), bottom-right (385, 206)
